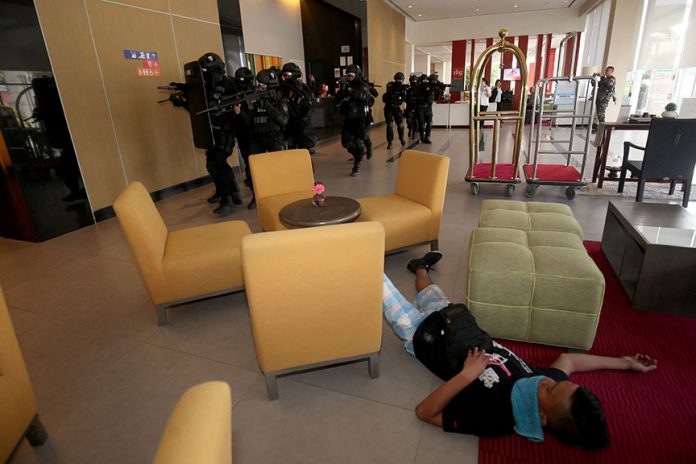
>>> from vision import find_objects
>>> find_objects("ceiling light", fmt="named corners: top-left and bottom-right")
top-left (418, 14), bottom-right (422, 17)
top-left (476, 8), bottom-right (480, 12)
top-left (514, 4), bottom-right (518, 8)
top-left (408, 4), bottom-right (412, 8)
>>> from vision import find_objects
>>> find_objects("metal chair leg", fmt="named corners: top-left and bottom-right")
top-left (618, 167), bottom-right (627, 193)
top-left (669, 180), bottom-right (677, 195)
top-left (636, 178), bottom-right (646, 203)
top-left (683, 182), bottom-right (692, 208)
top-left (156, 305), bottom-right (168, 326)
top-left (368, 353), bottom-right (380, 379)
top-left (26, 415), bottom-right (48, 446)
top-left (264, 373), bottom-right (279, 401)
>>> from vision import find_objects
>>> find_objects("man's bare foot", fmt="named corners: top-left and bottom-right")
top-left (623, 354), bottom-right (657, 373)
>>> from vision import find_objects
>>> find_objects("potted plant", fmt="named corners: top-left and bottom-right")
top-left (662, 102), bottom-right (678, 118)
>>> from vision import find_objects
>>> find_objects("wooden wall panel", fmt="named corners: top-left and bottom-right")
top-left (89, 1), bottom-right (198, 191)
top-left (100, 0), bottom-right (169, 12)
top-left (367, 0), bottom-right (406, 124)
top-left (34, 0), bottom-right (126, 210)
top-left (169, 0), bottom-right (220, 23)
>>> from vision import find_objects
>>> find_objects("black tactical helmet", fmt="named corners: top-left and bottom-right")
top-left (234, 67), bottom-right (254, 87)
top-left (428, 73), bottom-right (439, 83)
top-left (394, 72), bottom-right (405, 83)
top-left (256, 69), bottom-right (279, 88)
top-left (417, 74), bottom-right (428, 83)
top-left (409, 73), bottom-right (418, 85)
top-left (281, 62), bottom-right (302, 80)
top-left (346, 64), bottom-right (362, 77)
top-left (198, 52), bottom-right (225, 73)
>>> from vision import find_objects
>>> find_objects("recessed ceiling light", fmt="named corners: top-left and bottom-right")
top-left (408, 5), bottom-right (412, 8)
top-left (476, 8), bottom-right (480, 12)
top-left (418, 14), bottom-right (422, 17)
top-left (514, 4), bottom-right (518, 7)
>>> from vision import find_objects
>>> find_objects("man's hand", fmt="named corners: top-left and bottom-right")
top-left (461, 348), bottom-right (489, 382)
top-left (623, 353), bottom-right (657, 373)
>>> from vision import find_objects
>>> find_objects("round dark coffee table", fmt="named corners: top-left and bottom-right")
top-left (279, 196), bottom-right (361, 228)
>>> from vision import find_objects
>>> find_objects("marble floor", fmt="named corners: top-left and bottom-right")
top-left (3, 125), bottom-right (693, 464)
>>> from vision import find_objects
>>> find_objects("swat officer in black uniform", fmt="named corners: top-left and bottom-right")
top-left (231, 67), bottom-right (255, 206)
top-left (247, 68), bottom-right (289, 208)
top-left (383, 72), bottom-right (408, 149)
top-left (197, 53), bottom-right (242, 216)
top-left (415, 73), bottom-right (445, 145)
top-left (280, 62), bottom-right (317, 154)
top-left (336, 64), bottom-right (373, 177)
top-left (405, 73), bottom-right (420, 140)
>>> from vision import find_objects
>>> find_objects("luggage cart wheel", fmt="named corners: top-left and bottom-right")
top-left (471, 183), bottom-right (480, 196)
top-left (524, 185), bottom-right (537, 198)
top-left (505, 184), bottom-right (515, 197)
top-left (565, 186), bottom-right (577, 200)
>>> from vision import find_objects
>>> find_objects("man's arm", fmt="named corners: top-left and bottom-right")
top-left (550, 353), bottom-right (657, 376)
top-left (415, 348), bottom-right (488, 426)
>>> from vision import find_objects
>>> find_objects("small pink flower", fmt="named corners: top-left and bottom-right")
top-left (313, 182), bottom-right (325, 194)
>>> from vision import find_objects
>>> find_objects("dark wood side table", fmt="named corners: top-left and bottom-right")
top-left (591, 123), bottom-right (650, 187)
top-left (600, 201), bottom-right (696, 317)
top-left (279, 196), bottom-right (361, 228)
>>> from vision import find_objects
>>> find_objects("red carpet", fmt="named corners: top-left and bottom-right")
top-left (478, 241), bottom-right (696, 464)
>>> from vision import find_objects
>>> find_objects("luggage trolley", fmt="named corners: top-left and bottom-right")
top-left (467, 28), bottom-right (528, 197)
top-left (523, 34), bottom-right (597, 200)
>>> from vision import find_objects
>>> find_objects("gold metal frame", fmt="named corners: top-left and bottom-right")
top-left (468, 28), bottom-right (528, 180)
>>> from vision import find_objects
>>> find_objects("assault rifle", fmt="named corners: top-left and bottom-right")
top-left (157, 82), bottom-right (191, 104)
top-left (196, 87), bottom-right (270, 116)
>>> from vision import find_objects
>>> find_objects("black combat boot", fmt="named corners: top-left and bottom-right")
top-left (351, 161), bottom-right (361, 177)
top-left (213, 196), bottom-right (235, 216)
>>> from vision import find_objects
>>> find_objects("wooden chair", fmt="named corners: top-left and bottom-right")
top-left (114, 182), bottom-right (251, 325)
top-left (153, 381), bottom-right (232, 464)
top-left (356, 150), bottom-right (450, 252)
top-left (618, 119), bottom-right (696, 207)
top-left (249, 149), bottom-right (314, 232)
top-left (241, 222), bottom-right (385, 400)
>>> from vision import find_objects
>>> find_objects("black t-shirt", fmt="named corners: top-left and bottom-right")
top-left (413, 310), bottom-right (569, 438)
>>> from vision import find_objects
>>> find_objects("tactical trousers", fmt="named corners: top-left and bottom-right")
top-left (205, 147), bottom-right (240, 200)
top-left (384, 106), bottom-right (405, 143)
top-left (416, 104), bottom-right (433, 140)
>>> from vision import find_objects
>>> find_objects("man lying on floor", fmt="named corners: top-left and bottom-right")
top-left (383, 251), bottom-right (657, 449)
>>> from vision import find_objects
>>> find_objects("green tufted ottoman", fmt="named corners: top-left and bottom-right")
top-left (467, 201), bottom-right (605, 350)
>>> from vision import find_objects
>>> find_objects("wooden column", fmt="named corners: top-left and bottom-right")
top-left (514, 35), bottom-right (528, 110)
top-left (484, 37), bottom-right (494, 84)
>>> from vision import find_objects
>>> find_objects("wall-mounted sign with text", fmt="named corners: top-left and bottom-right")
top-left (124, 49), bottom-right (160, 78)
top-left (123, 49), bottom-right (158, 60)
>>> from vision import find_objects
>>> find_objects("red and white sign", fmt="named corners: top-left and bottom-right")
top-left (452, 66), bottom-right (465, 79)
top-left (137, 67), bottom-right (160, 77)
top-left (143, 60), bottom-right (160, 68)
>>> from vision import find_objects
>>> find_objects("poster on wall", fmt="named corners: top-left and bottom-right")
top-left (646, 69), bottom-right (674, 115)
top-left (341, 45), bottom-right (350, 53)
top-left (554, 80), bottom-right (576, 105)
top-left (340, 57), bottom-right (346, 66)
top-left (346, 56), bottom-right (353, 65)
top-left (451, 66), bottom-right (465, 91)
top-left (334, 68), bottom-right (341, 78)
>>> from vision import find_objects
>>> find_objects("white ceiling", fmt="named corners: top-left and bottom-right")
top-left (390, 0), bottom-right (577, 22)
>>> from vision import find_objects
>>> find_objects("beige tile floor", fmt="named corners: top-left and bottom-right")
top-left (4, 126), bottom-right (693, 464)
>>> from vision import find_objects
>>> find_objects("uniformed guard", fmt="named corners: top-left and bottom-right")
top-left (593, 66), bottom-right (616, 132)
top-left (383, 72), bottom-right (407, 149)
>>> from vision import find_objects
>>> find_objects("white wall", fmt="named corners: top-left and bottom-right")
top-left (405, 7), bottom-right (585, 43)
top-left (239, 0), bottom-right (305, 70)
top-left (414, 54), bottom-right (429, 74)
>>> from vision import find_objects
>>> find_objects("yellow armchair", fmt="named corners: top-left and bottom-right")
top-left (357, 150), bottom-right (450, 252)
top-left (114, 182), bottom-right (252, 325)
top-left (153, 381), bottom-right (232, 464)
top-left (241, 222), bottom-right (385, 400)
top-left (249, 149), bottom-right (314, 231)
top-left (1, 286), bottom-right (47, 462)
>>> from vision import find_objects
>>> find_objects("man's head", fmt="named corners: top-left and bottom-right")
top-left (605, 66), bottom-right (614, 77)
top-left (256, 69), bottom-right (279, 91)
top-left (282, 62), bottom-right (302, 81)
top-left (394, 72), bottom-right (405, 83)
top-left (346, 64), bottom-right (362, 81)
top-left (537, 378), bottom-right (609, 449)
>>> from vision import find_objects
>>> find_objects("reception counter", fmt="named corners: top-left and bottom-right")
top-left (432, 102), bottom-right (497, 127)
